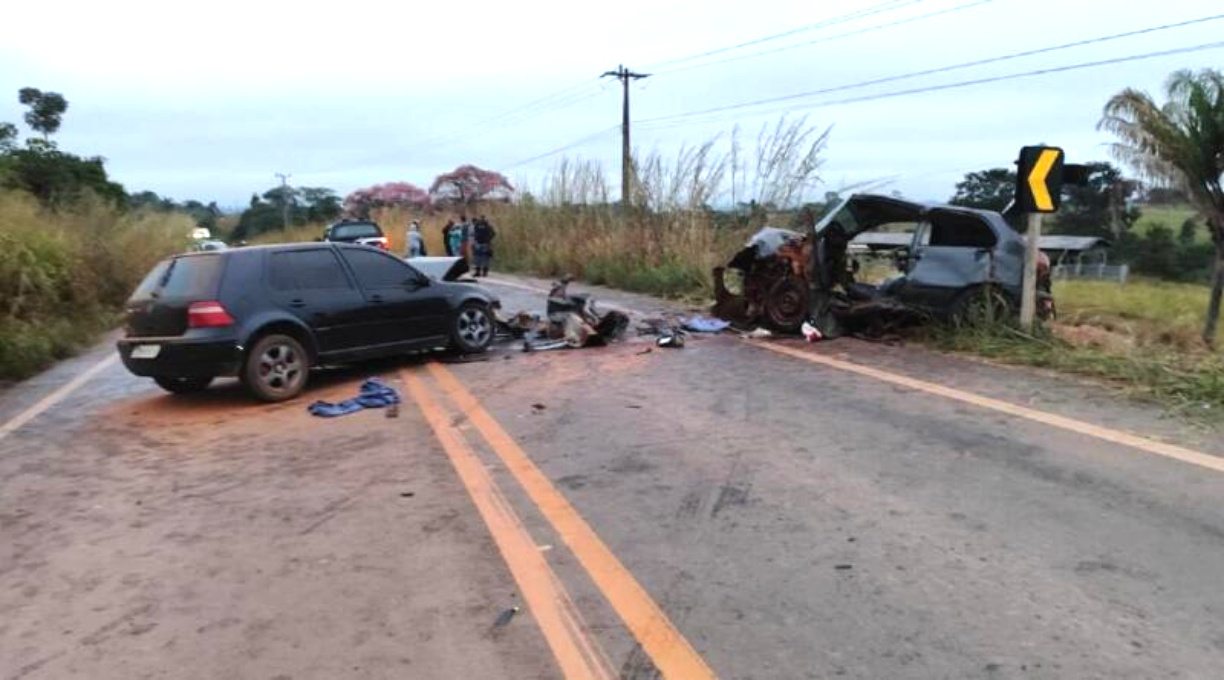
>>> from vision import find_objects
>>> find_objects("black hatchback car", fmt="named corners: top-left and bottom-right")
top-left (117, 243), bottom-right (498, 401)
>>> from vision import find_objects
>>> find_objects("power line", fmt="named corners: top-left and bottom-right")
top-left (642, 0), bottom-right (923, 70)
top-left (654, 0), bottom-right (999, 77)
top-left (415, 1), bottom-right (932, 158)
top-left (642, 13), bottom-right (1224, 125)
top-left (503, 126), bottom-right (621, 169)
top-left (375, 78), bottom-right (604, 161)
top-left (637, 40), bottom-right (1224, 131)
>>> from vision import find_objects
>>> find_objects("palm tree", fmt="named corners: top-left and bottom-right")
top-left (1099, 69), bottom-right (1224, 347)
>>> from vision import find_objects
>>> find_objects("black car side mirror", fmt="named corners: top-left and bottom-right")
top-left (406, 273), bottom-right (431, 289)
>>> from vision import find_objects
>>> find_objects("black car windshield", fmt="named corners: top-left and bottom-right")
top-left (330, 223), bottom-right (381, 239)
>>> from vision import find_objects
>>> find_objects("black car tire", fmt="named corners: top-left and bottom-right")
top-left (950, 285), bottom-right (1015, 327)
top-left (242, 334), bottom-right (310, 402)
top-left (154, 375), bottom-right (213, 395)
top-left (451, 302), bottom-right (494, 354)
top-left (765, 277), bottom-right (808, 333)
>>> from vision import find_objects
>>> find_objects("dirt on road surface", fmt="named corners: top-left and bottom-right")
top-left (2, 273), bottom-right (1223, 680)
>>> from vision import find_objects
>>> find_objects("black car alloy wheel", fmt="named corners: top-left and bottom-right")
top-left (453, 303), bottom-right (493, 353)
top-left (244, 334), bottom-right (308, 401)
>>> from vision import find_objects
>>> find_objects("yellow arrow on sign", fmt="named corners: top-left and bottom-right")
top-left (1027, 148), bottom-right (1061, 212)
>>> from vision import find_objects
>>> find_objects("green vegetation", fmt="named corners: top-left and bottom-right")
top-left (928, 278), bottom-right (1223, 415)
top-left (0, 191), bottom-right (191, 381)
top-left (1134, 205), bottom-right (1202, 241)
top-left (0, 87), bottom-right (195, 381)
top-left (1100, 68), bottom-right (1224, 346)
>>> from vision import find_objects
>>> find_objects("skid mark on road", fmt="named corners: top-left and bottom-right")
top-left (427, 362), bottom-right (720, 680)
top-left (0, 354), bottom-right (117, 443)
top-left (752, 341), bottom-right (1224, 474)
top-left (403, 369), bottom-right (617, 680)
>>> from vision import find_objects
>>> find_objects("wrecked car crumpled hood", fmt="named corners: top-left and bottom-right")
top-left (407, 256), bottom-right (469, 281)
top-left (727, 227), bottom-right (805, 270)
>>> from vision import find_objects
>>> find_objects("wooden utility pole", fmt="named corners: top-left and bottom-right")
top-left (601, 65), bottom-right (650, 207)
top-left (275, 172), bottom-right (292, 230)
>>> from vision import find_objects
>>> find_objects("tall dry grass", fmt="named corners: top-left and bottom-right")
top-left (489, 117), bottom-right (829, 298)
top-left (0, 190), bottom-right (192, 380)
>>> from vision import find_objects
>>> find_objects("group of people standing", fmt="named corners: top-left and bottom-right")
top-left (443, 214), bottom-right (497, 277)
top-left (405, 214), bottom-right (498, 277)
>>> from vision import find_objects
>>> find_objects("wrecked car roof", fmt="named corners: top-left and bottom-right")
top-left (815, 193), bottom-right (1017, 238)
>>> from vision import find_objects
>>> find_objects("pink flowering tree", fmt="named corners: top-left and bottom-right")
top-left (429, 165), bottom-right (514, 207)
top-left (343, 182), bottom-right (431, 218)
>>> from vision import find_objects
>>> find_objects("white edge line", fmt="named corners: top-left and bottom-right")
top-left (0, 354), bottom-right (119, 442)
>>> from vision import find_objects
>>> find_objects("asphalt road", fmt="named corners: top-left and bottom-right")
top-left (2, 273), bottom-right (1223, 680)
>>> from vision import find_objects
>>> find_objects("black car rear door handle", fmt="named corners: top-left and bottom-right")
top-left (289, 299), bottom-right (306, 308)
top-left (369, 294), bottom-right (384, 304)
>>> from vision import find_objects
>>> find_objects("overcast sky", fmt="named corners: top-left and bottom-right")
top-left (1, 0), bottom-right (1221, 208)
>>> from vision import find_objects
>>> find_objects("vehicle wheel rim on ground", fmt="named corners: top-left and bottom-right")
top-left (257, 343), bottom-right (303, 394)
top-left (767, 278), bottom-right (808, 330)
top-left (458, 308), bottom-right (492, 347)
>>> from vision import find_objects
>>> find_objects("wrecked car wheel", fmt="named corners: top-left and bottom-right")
top-left (765, 277), bottom-right (808, 333)
top-left (950, 286), bottom-right (1014, 327)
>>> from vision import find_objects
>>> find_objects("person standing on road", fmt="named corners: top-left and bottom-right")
top-left (450, 214), bottom-right (470, 263)
top-left (406, 220), bottom-right (426, 258)
top-left (441, 219), bottom-right (456, 256)
top-left (472, 215), bottom-right (497, 277)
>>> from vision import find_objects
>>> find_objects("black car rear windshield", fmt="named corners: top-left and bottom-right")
top-left (330, 223), bottom-right (381, 240)
top-left (132, 255), bottom-right (224, 300)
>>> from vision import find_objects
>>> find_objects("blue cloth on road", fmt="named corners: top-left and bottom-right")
top-left (308, 378), bottom-right (401, 417)
top-left (681, 316), bottom-right (732, 333)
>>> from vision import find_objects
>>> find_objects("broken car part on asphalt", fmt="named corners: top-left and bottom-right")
top-left (500, 277), bottom-right (631, 352)
top-left (712, 194), bottom-right (1055, 338)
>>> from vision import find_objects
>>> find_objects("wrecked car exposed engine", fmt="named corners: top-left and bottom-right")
top-left (714, 194), bottom-right (1054, 337)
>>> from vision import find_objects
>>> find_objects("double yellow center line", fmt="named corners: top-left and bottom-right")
top-left (404, 362), bottom-right (719, 680)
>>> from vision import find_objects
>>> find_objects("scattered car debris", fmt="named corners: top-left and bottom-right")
top-left (742, 328), bottom-right (773, 339)
top-left (523, 339), bottom-right (569, 353)
top-left (531, 403), bottom-right (546, 412)
top-left (506, 278), bottom-right (631, 352)
top-left (681, 316), bottom-right (731, 334)
top-left (801, 320), bottom-right (824, 343)
top-left (713, 194), bottom-right (1055, 338)
top-left (636, 347), bottom-right (653, 356)
top-left (385, 402), bottom-right (400, 418)
top-left (834, 564), bottom-right (854, 570)
top-left (400, 491), bottom-right (415, 498)
top-left (657, 330), bottom-right (686, 348)
top-left (307, 378), bottom-right (401, 417)
top-left (493, 606), bottom-right (520, 628)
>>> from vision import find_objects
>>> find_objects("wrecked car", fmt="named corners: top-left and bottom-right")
top-left (713, 194), bottom-right (1053, 336)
